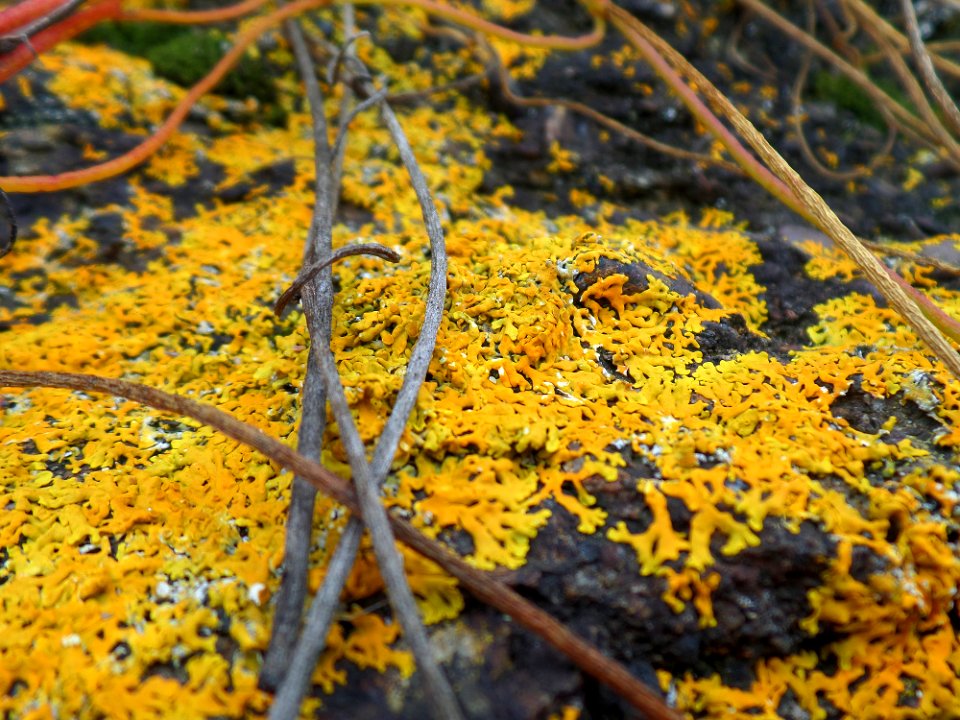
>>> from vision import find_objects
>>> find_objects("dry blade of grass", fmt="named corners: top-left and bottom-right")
top-left (899, 0), bottom-right (960, 137)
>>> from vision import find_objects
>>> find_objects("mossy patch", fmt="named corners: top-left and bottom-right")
top-left (811, 70), bottom-right (912, 130)
top-left (81, 22), bottom-right (279, 109)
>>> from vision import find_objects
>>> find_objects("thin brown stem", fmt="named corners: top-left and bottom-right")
top-left (855, 3), bottom-right (960, 169)
top-left (479, 35), bottom-right (742, 174)
top-left (844, 0), bottom-right (960, 80)
top-left (738, 0), bottom-right (940, 149)
top-left (791, 0), bottom-right (894, 181)
top-left (273, 242), bottom-right (400, 316)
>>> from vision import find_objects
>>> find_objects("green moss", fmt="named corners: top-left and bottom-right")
top-left (80, 22), bottom-right (279, 110)
top-left (80, 21), bottom-right (188, 58)
top-left (811, 70), bottom-right (911, 129)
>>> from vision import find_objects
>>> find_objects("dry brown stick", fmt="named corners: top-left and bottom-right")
top-left (259, 17), bottom-right (338, 692)
top-left (0, 369), bottom-right (682, 720)
top-left (273, 242), bottom-right (400, 316)
top-left (899, 0), bottom-right (960, 137)
top-left (605, 4), bottom-right (960, 380)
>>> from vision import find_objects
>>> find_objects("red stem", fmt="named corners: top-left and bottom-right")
top-left (0, 0), bottom-right (121, 83)
top-left (0, 0), bottom-right (65, 35)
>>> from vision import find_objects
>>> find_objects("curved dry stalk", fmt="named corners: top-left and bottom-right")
top-left (899, 0), bottom-right (960, 137)
top-left (602, 4), bottom-right (960, 378)
top-left (726, 13), bottom-right (777, 79)
top-left (0, 369), bottom-right (681, 720)
top-left (813, 0), bottom-right (859, 61)
top-left (273, 242), bottom-right (400, 316)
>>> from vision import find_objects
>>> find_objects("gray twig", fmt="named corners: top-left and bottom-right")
top-left (269, 15), bottom-right (463, 720)
top-left (258, 18), bottom-right (337, 692)
top-left (329, 85), bottom-right (389, 164)
top-left (327, 30), bottom-right (371, 85)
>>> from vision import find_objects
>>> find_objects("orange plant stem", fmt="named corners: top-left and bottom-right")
top-left (0, 0), bottom-right (121, 82)
top-left (124, 0), bottom-right (606, 48)
top-left (120, 0), bottom-right (273, 25)
top-left (1, 0), bottom-right (606, 193)
top-left (0, 0), bottom-right (65, 35)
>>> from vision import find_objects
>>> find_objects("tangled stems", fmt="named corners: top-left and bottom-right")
top-left (121, 0), bottom-right (607, 50)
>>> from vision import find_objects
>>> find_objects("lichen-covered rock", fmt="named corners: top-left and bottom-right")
top-left (2, 6), bottom-right (960, 720)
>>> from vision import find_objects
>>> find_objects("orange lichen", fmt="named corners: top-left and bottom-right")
top-left (3, 7), bottom-right (960, 720)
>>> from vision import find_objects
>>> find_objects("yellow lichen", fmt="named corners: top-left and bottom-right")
top-left (3, 9), bottom-right (960, 720)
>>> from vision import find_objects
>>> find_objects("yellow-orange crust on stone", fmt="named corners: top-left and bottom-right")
top-left (1, 8), bottom-right (959, 720)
